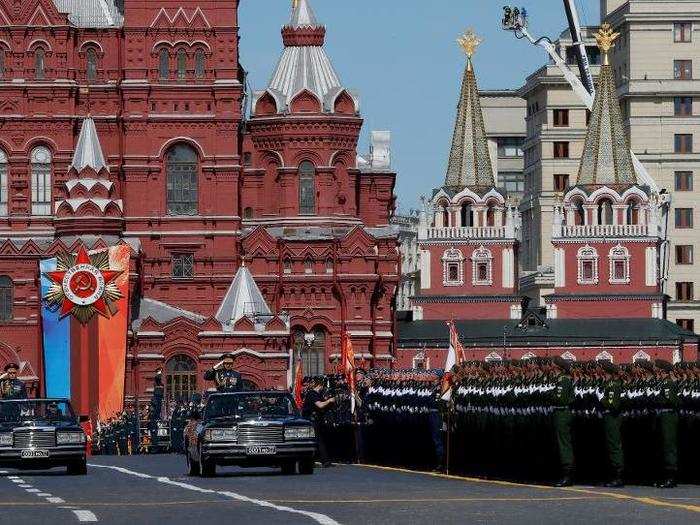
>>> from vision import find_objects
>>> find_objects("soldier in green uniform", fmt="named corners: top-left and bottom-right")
top-left (599, 361), bottom-right (624, 487)
top-left (654, 360), bottom-right (679, 488)
top-left (551, 358), bottom-right (575, 487)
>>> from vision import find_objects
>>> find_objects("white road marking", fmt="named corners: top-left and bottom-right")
top-left (10, 478), bottom-right (25, 483)
top-left (73, 510), bottom-right (98, 522)
top-left (19, 484), bottom-right (32, 488)
top-left (89, 464), bottom-right (340, 525)
top-left (47, 497), bottom-right (65, 504)
top-left (36, 493), bottom-right (52, 497)
top-left (26, 488), bottom-right (41, 493)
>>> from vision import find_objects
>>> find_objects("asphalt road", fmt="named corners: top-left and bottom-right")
top-left (1, 455), bottom-right (699, 524)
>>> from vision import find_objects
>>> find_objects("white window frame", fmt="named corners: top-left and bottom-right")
top-left (471, 246), bottom-right (493, 286)
top-left (442, 248), bottom-right (464, 286)
top-left (30, 146), bottom-right (52, 216)
top-left (608, 244), bottom-right (631, 284)
top-left (577, 245), bottom-right (599, 285)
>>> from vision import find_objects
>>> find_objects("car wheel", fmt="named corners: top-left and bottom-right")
top-left (67, 459), bottom-right (87, 476)
top-left (281, 461), bottom-right (296, 475)
top-left (186, 448), bottom-right (199, 477)
top-left (199, 452), bottom-right (215, 477)
top-left (298, 458), bottom-right (314, 475)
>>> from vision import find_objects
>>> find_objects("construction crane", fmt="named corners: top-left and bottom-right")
top-left (501, 2), bottom-right (672, 294)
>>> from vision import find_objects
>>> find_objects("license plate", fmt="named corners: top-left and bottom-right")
top-left (246, 445), bottom-right (276, 456)
top-left (21, 449), bottom-right (49, 459)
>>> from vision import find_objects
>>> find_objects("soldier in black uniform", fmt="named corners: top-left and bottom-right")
top-left (654, 360), bottom-right (679, 488)
top-left (204, 354), bottom-right (242, 393)
top-left (302, 377), bottom-right (336, 467)
top-left (0, 363), bottom-right (28, 400)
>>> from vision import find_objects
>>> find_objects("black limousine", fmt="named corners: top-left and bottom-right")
top-left (184, 392), bottom-right (316, 477)
top-left (0, 399), bottom-right (87, 475)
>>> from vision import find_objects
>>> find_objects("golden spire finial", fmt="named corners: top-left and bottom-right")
top-left (595, 23), bottom-right (620, 66)
top-left (457, 29), bottom-right (483, 70)
top-left (292, 0), bottom-right (299, 8)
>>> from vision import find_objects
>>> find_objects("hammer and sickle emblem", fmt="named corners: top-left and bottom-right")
top-left (75, 274), bottom-right (95, 293)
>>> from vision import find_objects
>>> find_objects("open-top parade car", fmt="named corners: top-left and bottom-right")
top-left (0, 399), bottom-right (87, 475)
top-left (184, 392), bottom-right (317, 477)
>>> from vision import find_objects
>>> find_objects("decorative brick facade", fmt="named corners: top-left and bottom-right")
top-left (0, 0), bottom-right (398, 410)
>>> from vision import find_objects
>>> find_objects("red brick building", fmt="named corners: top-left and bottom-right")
top-left (402, 32), bottom-right (698, 369)
top-left (0, 0), bottom-right (398, 406)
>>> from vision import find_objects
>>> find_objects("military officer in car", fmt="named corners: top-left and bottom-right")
top-left (0, 363), bottom-right (28, 400)
top-left (204, 353), bottom-right (243, 393)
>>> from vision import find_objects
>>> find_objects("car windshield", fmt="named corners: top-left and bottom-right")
top-left (205, 393), bottom-right (297, 420)
top-left (0, 400), bottom-right (76, 423)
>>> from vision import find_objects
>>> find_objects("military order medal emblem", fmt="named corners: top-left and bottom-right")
top-left (43, 246), bottom-right (123, 324)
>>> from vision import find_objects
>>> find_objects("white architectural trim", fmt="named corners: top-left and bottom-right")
top-left (521, 352), bottom-right (536, 360)
top-left (561, 351), bottom-right (577, 361)
top-left (554, 247), bottom-right (566, 287)
top-left (471, 245), bottom-right (493, 286)
top-left (608, 244), bottom-right (631, 284)
top-left (502, 247), bottom-right (515, 288)
top-left (420, 249), bottom-right (431, 289)
top-left (632, 350), bottom-right (651, 363)
top-left (595, 351), bottom-right (614, 363)
top-left (442, 248), bottom-right (464, 286)
top-left (485, 352), bottom-right (503, 362)
top-left (645, 246), bottom-right (658, 286)
top-left (577, 244), bottom-right (599, 285)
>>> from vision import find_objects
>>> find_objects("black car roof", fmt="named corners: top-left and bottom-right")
top-left (0, 398), bottom-right (70, 403)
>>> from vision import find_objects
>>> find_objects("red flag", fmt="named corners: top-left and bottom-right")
top-left (293, 351), bottom-right (304, 409)
top-left (341, 332), bottom-right (356, 414)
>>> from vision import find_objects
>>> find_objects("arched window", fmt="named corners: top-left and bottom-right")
top-left (304, 256), bottom-right (314, 274)
top-left (158, 48), bottom-right (169, 80)
top-left (573, 199), bottom-right (585, 225)
top-left (460, 203), bottom-right (473, 227)
top-left (597, 198), bottom-right (614, 225)
top-left (0, 149), bottom-right (7, 216)
top-left (86, 48), bottom-right (98, 82)
top-left (442, 248), bottom-right (464, 286)
top-left (194, 49), bottom-right (205, 78)
top-left (165, 355), bottom-right (197, 404)
top-left (626, 200), bottom-right (641, 225)
top-left (283, 257), bottom-right (292, 274)
top-left (298, 161), bottom-right (316, 215)
top-left (471, 246), bottom-right (493, 286)
top-left (486, 205), bottom-right (496, 227)
top-left (325, 257), bottom-right (334, 274)
top-left (176, 49), bottom-right (187, 80)
top-left (608, 244), bottom-right (631, 284)
top-left (0, 276), bottom-right (12, 321)
top-left (166, 144), bottom-right (198, 215)
top-left (293, 328), bottom-right (326, 376)
top-left (35, 48), bottom-right (46, 80)
top-left (30, 146), bottom-right (52, 215)
top-left (577, 245), bottom-right (599, 285)
top-left (243, 207), bottom-right (254, 220)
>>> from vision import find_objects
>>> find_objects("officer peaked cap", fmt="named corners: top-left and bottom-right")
top-left (599, 361), bottom-right (618, 374)
top-left (3, 363), bottom-right (19, 372)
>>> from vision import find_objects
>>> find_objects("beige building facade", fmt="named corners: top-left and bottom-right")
top-left (603, 0), bottom-right (700, 332)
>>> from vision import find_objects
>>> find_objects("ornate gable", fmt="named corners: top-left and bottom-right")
top-left (20, 0), bottom-right (65, 26)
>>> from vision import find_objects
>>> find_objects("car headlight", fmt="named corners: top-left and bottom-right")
top-left (204, 428), bottom-right (237, 442)
top-left (284, 427), bottom-right (315, 440)
top-left (56, 432), bottom-right (86, 445)
top-left (0, 433), bottom-right (12, 446)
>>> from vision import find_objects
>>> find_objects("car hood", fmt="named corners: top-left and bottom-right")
top-left (202, 415), bottom-right (312, 428)
top-left (0, 420), bottom-right (82, 431)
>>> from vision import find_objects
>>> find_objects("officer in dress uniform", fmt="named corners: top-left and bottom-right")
top-left (0, 363), bottom-right (28, 400)
top-left (653, 360), bottom-right (679, 488)
top-left (204, 353), bottom-right (242, 393)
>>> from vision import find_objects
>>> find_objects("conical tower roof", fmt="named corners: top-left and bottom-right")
top-left (215, 264), bottom-right (272, 327)
top-left (70, 116), bottom-right (108, 173)
top-left (444, 31), bottom-right (495, 191)
top-left (289, 0), bottom-right (319, 29)
top-left (576, 24), bottom-right (635, 187)
top-left (261, 0), bottom-right (352, 114)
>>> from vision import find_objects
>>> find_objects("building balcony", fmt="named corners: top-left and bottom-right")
top-left (555, 223), bottom-right (649, 238)
top-left (419, 225), bottom-right (518, 241)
